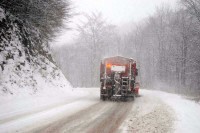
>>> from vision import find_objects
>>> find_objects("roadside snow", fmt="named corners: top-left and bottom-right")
top-left (121, 89), bottom-right (200, 133)
top-left (0, 100), bottom-right (97, 133)
top-left (0, 88), bottom-right (99, 133)
top-left (120, 89), bottom-right (175, 133)
top-left (0, 84), bottom-right (90, 121)
top-left (153, 90), bottom-right (200, 133)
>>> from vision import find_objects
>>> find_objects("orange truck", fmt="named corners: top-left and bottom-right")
top-left (100, 56), bottom-right (139, 101)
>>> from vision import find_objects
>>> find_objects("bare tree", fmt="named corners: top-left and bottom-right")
top-left (181, 0), bottom-right (200, 23)
top-left (53, 12), bottom-right (120, 87)
top-left (76, 12), bottom-right (118, 86)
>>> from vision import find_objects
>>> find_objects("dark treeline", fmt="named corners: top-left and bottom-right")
top-left (0, 0), bottom-right (71, 62)
top-left (54, 0), bottom-right (200, 96)
top-left (0, 0), bottom-right (70, 40)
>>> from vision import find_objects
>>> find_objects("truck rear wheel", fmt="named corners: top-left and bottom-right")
top-left (100, 95), bottom-right (106, 101)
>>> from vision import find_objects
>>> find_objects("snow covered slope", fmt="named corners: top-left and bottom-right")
top-left (0, 7), bottom-right (74, 99)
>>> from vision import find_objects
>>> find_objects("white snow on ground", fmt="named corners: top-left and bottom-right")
top-left (0, 69), bottom-right (88, 123)
top-left (0, 87), bottom-right (86, 122)
top-left (0, 100), bottom-right (97, 133)
top-left (0, 88), bottom-right (200, 133)
top-left (0, 88), bottom-right (99, 133)
top-left (122, 89), bottom-right (200, 133)
top-left (120, 89), bottom-right (175, 133)
top-left (151, 89), bottom-right (200, 133)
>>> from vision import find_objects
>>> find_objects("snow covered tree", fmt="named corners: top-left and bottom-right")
top-left (0, 0), bottom-right (71, 41)
top-left (0, 0), bottom-right (71, 63)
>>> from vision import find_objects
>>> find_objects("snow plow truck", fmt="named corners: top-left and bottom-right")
top-left (100, 56), bottom-right (139, 101)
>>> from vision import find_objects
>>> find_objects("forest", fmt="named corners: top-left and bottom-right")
top-left (54, 0), bottom-right (200, 96)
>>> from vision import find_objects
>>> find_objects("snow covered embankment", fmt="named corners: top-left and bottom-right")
top-left (0, 7), bottom-right (87, 125)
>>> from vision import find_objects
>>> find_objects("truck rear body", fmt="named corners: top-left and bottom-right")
top-left (100, 56), bottom-right (139, 101)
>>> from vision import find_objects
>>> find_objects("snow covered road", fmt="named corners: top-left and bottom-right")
top-left (0, 88), bottom-right (200, 133)
top-left (33, 102), bottom-right (132, 133)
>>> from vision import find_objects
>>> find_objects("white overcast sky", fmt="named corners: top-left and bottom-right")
top-left (53, 0), bottom-right (178, 46)
top-left (73, 0), bottom-right (178, 25)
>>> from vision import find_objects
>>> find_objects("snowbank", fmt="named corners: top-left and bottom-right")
top-left (121, 89), bottom-right (200, 133)
top-left (143, 89), bottom-right (200, 133)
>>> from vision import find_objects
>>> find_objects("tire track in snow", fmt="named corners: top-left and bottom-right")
top-left (33, 101), bottom-right (133, 133)
top-left (0, 98), bottom-right (85, 125)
